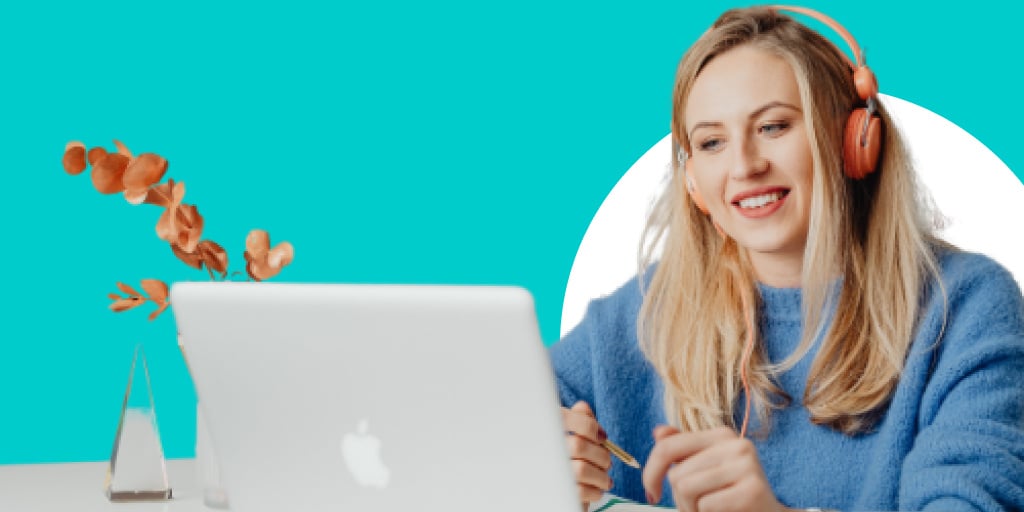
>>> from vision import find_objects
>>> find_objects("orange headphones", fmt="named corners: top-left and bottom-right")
top-left (681, 5), bottom-right (883, 217)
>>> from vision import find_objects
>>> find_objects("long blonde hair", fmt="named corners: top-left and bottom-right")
top-left (639, 7), bottom-right (946, 435)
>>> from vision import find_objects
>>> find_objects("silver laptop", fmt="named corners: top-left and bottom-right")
top-left (171, 282), bottom-right (578, 512)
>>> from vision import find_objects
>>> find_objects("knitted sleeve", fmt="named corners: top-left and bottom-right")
top-left (549, 296), bottom-right (606, 409)
top-left (548, 272), bottom-right (647, 411)
top-left (900, 255), bottom-right (1024, 512)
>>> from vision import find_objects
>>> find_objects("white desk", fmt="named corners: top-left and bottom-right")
top-left (0, 458), bottom-right (209, 511)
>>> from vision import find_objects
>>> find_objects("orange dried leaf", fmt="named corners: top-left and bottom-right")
top-left (116, 281), bottom-right (141, 297)
top-left (248, 263), bottom-right (271, 281)
top-left (245, 237), bottom-right (294, 281)
top-left (63, 141), bottom-right (87, 175)
top-left (267, 241), bottom-right (294, 269)
top-left (123, 153), bottom-right (168, 205)
top-left (144, 179), bottom-right (174, 207)
top-left (171, 181), bottom-right (185, 203)
top-left (176, 203), bottom-right (199, 229)
top-left (243, 230), bottom-right (294, 281)
top-left (198, 240), bottom-right (228, 276)
top-left (110, 298), bottom-right (143, 312)
top-left (113, 139), bottom-right (133, 159)
top-left (124, 188), bottom-right (148, 205)
top-left (175, 204), bottom-right (203, 253)
top-left (126, 153), bottom-right (168, 186)
top-left (171, 242), bottom-right (204, 270)
top-left (140, 279), bottom-right (168, 302)
top-left (148, 301), bottom-right (170, 321)
top-left (156, 208), bottom-right (170, 240)
top-left (245, 229), bottom-right (270, 258)
top-left (91, 153), bottom-right (130, 194)
top-left (253, 261), bottom-right (280, 281)
top-left (156, 181), bottom-right (185, 242)
top-left (107, 293), bottom-right (123, 300)
top-left (87, 146), bottom-right (108, 166)
top-left (245, 258), bottom-right (262, 282)
top-left (177, 233), bottom-right (199, 254)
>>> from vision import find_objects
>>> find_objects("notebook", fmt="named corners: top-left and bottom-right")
top-left (589, 494), bottom-right (670, 511)
top-left (171, 282), bottom-right (579, 512)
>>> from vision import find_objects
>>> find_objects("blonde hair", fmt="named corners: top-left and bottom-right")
top-left (639, 7), bottom-right (946, 435)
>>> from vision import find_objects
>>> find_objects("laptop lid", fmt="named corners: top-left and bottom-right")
top-left (171, 282), bottom-right (578, 512)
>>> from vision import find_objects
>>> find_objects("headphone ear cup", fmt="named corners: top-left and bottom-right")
top-left (843, 108), bottom-right (883, 179)
top-left (684, 160), bottom-right (710, 215)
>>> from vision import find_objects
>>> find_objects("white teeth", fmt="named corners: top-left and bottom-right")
top-left (738, 192), bottom-right (783, 209)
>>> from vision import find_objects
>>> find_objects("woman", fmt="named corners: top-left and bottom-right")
top-left (552, 6), bottom-right (1024, 512)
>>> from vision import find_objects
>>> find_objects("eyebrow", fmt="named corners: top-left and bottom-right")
top-left (687, 101), bottom-right (802, 140)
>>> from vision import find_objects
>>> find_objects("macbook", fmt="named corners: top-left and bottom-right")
top-left (171, 282), bottom-right (578, 511)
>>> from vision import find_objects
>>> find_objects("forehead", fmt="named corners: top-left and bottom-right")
top-left (684, 45), bottom-right (802, 128)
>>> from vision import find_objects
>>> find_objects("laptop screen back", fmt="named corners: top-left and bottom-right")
top-left (171, 282), bottom-right (578, 512)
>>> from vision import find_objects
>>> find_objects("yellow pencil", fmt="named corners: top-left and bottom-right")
top-left (602, 439), bottom-right (640, 469)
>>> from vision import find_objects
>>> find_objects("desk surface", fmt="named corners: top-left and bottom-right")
top-left (0, 459), bottom-right (208, 511)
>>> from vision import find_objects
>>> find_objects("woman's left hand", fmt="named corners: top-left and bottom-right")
top-left (642, 425), bottom-right (791, 512)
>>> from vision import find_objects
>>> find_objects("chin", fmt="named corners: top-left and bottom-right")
top-left (732, 232), bottom-right (802, 256)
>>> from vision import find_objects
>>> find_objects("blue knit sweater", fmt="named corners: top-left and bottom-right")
top-left (550, 249), bottom-right (1024, 511)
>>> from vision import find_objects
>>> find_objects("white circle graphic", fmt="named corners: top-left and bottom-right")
top-left (560, 94), bottom-right (1024, 337)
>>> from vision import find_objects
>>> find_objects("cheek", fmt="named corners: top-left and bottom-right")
top-left (793, 174), bottom-right (814, 226)
top-left (786, 147), bottom-right (815, 212)
top-left (693, 169), bottom-right (727, 209)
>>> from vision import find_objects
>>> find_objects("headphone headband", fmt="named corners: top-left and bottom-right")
top-left (770, 5), bottom-right (878, 100)
top-left (771, 5), bottom-right (864, 67)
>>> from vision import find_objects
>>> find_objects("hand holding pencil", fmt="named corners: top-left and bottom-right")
top-left (562, 401), bottom-right (640, 509)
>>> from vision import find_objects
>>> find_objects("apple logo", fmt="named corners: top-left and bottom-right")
top-left (340, 419), bottom-right (391, 489)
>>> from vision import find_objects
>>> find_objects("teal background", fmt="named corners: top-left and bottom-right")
top-left (1, 1), bottom-right (1021, 464)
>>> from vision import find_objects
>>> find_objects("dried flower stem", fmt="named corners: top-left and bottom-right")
top-left (63, 140), bottom-right (295, 320)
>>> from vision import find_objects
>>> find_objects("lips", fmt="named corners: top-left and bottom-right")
top-left (730, 187), bottom-right (790, 219)
top-left (730, 186), bottom-right (790, 205)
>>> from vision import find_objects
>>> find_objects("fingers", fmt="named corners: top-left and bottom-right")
top-left (670, 466), bottom-right (732, 512)
top-left (566, 430), bottom-right (613, 471)
top-left (562, 402), bottom-right (612, 506)
top-left (642, 425), bottom-right (736, 505)
top-left (667, 442), bottom-right (745, 512)
top-left (653, 424), bottom-right (679, 442)
top-left (658, 430), bottom-right (779, 512)
top-left (562, 401), bottom-right (607, 444)
top-left (565, 401), bottom-right (602, 442)
top-left (691, 476), bottom-right (775, 512)
top-left (671, 432), bottom-right (748, 481)
top-left (563, 402), bottom-right (611, 473)
top-left (572, 457), bottom-right (613, 503)
top-left (572, 400), bottom-right (594, 416)
top-left (562, 401), bottom-right (611, 477)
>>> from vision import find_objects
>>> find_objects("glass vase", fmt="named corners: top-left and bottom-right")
top-left (179, 334), bottom-right (230, 509)
top-left (195, 401), bottom-right (230, 509)
top-left (105, 343), bottom-right (172, 501)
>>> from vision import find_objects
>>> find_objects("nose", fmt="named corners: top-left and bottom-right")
top-left (728, 135), bottom-right (768, 180)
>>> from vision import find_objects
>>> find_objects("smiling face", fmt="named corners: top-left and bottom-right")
top-left (684, 44), bottom-right (815, 285)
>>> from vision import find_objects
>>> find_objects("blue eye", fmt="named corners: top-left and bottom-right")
top-left (699, 139), bottom-right (723, 152)
top-left (760, 122), bottom-right (790, 135)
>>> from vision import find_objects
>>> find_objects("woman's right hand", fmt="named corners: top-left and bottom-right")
top-left (562, 401), bottom-right (613, 508)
